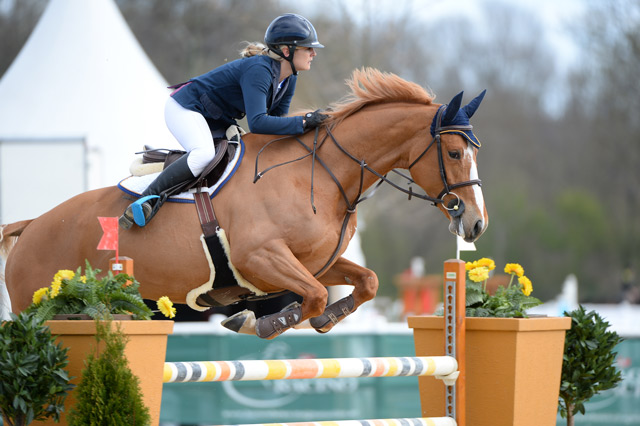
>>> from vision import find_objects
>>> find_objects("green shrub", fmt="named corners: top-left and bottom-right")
top-left (559, 306), bottom-right (624, 426)
top-left (0, 312), bottom-right (73, 426)
top-left (67, 320), bottom-right (150, 426)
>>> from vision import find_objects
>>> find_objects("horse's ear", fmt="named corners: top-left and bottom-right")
top-left (443, 91), bottom-right (464, 124)
top-left (461, 89), bottom-right (487, 119)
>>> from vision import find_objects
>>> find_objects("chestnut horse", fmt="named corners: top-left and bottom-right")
top-left (0, 68), bottom-right (488, 338)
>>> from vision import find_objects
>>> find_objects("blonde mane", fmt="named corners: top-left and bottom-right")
top-left (326, 68), bottom-right (435, 125)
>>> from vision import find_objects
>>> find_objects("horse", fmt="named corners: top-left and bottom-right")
top-left (0, 68), bottom-right (488, 338)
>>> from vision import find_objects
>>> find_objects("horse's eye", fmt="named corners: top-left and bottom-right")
top-left (448, 150), bottom-right (461, 160)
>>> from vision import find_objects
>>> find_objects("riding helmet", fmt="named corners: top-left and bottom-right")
top-left (264, 13), bottom-right (324, 49)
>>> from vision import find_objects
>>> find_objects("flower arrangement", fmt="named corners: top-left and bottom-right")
top-left (464, 257), bottom-right (542, 317)
top-left (27, 261), bottom-right (176, 321)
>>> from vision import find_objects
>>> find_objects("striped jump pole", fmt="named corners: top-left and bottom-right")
top-left (223, 417), bottom-right (457, 426)
top-left (163, 356), bottom-right (457, 383)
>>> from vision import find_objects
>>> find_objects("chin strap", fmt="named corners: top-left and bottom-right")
top-left (287, 45), bottom-right (298, 75)
top-left (271, 45), bottom-right (298, 75)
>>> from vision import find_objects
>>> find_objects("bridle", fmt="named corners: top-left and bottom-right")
top-left (253, 103), bottom-right (482, 275)
top-left (405, 104), bottom-right (482, 213)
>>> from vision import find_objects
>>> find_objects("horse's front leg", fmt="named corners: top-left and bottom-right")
top-left (312, 256), bottom-right (379, 333)
top-left (222, 239), bottom-right (329, 339)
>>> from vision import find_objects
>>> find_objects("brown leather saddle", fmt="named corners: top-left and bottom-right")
top-left (140, 138), bottom-right (236, 192)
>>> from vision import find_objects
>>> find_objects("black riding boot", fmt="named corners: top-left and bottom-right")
top-left (119, 154), bottom-right (195, 229)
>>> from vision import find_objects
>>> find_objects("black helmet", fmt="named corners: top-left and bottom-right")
top-left (265, 14), bottom-right (324, 49)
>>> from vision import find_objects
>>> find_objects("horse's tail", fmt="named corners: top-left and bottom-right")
top-left (0, 220), bottom-right (33, 320)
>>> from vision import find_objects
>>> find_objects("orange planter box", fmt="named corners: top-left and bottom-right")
top-left (409, 316), bottom-right (571, 426)
top-left (42, 320), bottom-right (174, 426)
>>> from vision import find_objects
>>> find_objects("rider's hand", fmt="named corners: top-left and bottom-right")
top-left (303, 110), bottom-right (329, 132)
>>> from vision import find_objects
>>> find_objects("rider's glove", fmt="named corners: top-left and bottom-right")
top-left (303, 110), bottom-right (329, 132)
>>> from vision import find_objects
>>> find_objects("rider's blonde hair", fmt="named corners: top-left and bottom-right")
top-left (240, 41), bottom-right (282, 61)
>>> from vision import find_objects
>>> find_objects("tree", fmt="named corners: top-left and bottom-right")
top-left (68, 320), bottom-right (150, 425)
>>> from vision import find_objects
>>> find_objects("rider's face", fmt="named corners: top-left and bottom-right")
top-left (292, 47), bottom-right (316, 72)
top-left (282, 46), bottom-right (317, 73)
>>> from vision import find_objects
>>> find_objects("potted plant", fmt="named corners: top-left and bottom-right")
top-left (558, 306), bottom-right (623, 426)
top-left (463, 257), bottom-right (542, 317)
top-left (26, 262), bottom-right (155, 321)
top-left (0, 312), bottom-right (74, 426)
top-left (26, 262), bottom-right (175, 426)
top-left (408, 258), bottom-right (572, 426)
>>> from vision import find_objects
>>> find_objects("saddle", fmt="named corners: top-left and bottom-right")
top-left (140, 138), bottom-right (236, 194)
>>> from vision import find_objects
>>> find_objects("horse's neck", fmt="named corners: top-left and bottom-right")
top-left (328, 103), bottom-right (434, 191)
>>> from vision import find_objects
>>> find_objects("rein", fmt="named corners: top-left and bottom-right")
top-left (253, 105), bottom-right (481, 276)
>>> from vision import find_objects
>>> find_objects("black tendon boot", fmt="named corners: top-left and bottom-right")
top-left (119, 154), bottom-right (195, 229)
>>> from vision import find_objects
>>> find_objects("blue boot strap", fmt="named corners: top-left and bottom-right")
top-left (132, 195), bottom-right (159, 227)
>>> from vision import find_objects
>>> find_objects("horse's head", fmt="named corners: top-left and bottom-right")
top-left (408, 90), bottom-right (488, 242)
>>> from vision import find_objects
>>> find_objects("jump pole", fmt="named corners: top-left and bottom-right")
top-left (164, 356), bottom-right (458, 383)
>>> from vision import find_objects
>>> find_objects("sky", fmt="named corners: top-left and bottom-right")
top-left (294, 0), bottom-right (584, 65)
top-left (291, 0), bottom-right (586, 113)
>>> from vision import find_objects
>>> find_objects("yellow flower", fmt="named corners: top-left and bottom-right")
top-left (52, 269), bottom-right (75, 284)
top-left (465, 261), bottom-right (478, 271)
top-left (504, 263), bottom-right (524, 277)
top-left (50, 280), bottom-right (62, 298)
top-left (476, 257), bottom-right (496, 271)
top-left (32, 287), bottom-right (49, 304)
top-left (468, 266), bottom-right (489, 283)
top-left (519, 276), bottom-right (533, 296)
top-left (80, 276), bottom-right (87, 283)
top-left (49, 269), bottom-right (75, 298)
top-left (157, 296), bottom-right (176, 319)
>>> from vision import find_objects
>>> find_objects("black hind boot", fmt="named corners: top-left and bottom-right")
top-left (119, 154), bottom-right (195, 229)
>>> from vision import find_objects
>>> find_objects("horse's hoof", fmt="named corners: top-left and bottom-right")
top-left (310, 295), bottom-right (355, 333)
top-left (255, 304), bottom-right (303, 339)
top-left (221, 309), bottom-right (257, 335)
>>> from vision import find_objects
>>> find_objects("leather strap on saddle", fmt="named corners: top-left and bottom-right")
top-left (190, 141), bottom-right (227, 236)
top-left (193, 191), bottom-right (218, 236)
top-left (184, 139), bottom-right (228, 192)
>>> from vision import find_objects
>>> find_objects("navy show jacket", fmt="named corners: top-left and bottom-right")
top-left (171, 55), bottom-right (304, 135)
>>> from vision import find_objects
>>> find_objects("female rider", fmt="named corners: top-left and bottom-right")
top-left (120, 13), bottom-right (327, 229)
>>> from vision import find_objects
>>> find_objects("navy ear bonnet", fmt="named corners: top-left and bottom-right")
top-left (430, 90), bottom-right (486, 148)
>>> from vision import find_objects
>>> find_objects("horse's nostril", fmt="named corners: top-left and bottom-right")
top-left (473, 219), bottom-right (483, 237)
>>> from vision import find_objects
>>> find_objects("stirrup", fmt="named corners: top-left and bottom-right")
top-left (119, 196), bottom-right (158, 229)
top-left (131, 195), bottom-right (160, 227)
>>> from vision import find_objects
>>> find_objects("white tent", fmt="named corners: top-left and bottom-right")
top-left (0, 0), bottom-right (177, 223)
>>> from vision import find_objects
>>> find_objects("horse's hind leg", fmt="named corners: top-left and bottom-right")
top-left (312, 256), bottom-right (379, 333)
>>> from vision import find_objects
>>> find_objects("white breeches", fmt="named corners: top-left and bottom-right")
top-left (164, 96), bottom-right (218, 176)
